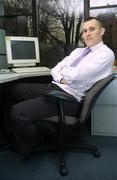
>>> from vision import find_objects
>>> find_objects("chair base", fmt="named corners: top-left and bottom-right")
top-left (25, 140), bottom-right (101, 176)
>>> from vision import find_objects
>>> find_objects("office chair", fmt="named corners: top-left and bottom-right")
top-left (45, 74), bottom-right (114, 175)
top-left (29, 74), bottom-right (114, 176)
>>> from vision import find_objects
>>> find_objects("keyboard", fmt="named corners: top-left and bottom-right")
top-left (12, 67), bottom-right (51, 73)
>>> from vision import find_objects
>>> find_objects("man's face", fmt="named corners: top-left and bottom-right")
top-left (83, 19), bottom-right (105, 47)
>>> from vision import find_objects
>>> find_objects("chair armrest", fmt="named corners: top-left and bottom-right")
top-left (46, 90), bottom-right (76, 101)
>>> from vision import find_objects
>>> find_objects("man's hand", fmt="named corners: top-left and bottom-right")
top-left (60, 78), bottom-right (68, 84)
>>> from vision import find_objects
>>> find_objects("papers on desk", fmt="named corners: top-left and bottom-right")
top-left (0, 69), bottom-right (10, 74)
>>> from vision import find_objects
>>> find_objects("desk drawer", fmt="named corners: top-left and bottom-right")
top-left (95, 78), bottom-right (117, 105)
top-left (91, 106), bottom-right (117, 136)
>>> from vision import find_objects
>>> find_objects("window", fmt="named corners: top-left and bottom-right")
top-left (89, 0), bottom-right (117, 59)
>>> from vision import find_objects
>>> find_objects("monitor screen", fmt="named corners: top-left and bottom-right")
top-left (5, 36), bottom-right (40, 67)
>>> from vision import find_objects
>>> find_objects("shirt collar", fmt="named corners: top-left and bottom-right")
top-left (87, 41), bottom-right (104, 52)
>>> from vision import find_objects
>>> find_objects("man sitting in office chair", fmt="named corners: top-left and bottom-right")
top-left (4, 17), bottom-right (115, 156)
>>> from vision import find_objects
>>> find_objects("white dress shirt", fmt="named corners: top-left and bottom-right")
top-left (51, 41), bottom-right (115, 102)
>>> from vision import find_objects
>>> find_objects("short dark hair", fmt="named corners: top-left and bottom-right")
top-left (84, 17), bottom-right (105, 28)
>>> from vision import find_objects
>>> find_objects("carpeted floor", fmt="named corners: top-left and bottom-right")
top-left (0, 130), bottom-right (117, 180)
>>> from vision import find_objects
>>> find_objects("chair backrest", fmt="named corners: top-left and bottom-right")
top-left (79, 74), bottom-right (114, 124)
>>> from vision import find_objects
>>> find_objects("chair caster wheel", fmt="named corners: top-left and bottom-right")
top-left (93, 149), bottom-right (101, 158)
top-left (60, 166), bottom-right (68, 176)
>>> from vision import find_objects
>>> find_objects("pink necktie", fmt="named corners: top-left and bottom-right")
top-left (70, 48), bottom-right (91, 67)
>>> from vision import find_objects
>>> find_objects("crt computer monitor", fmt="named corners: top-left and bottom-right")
top-left (5, 36), bottom-right (40, 68)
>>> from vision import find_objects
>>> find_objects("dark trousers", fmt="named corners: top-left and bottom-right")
top-left (4, 82), bottom-right (81, 156)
